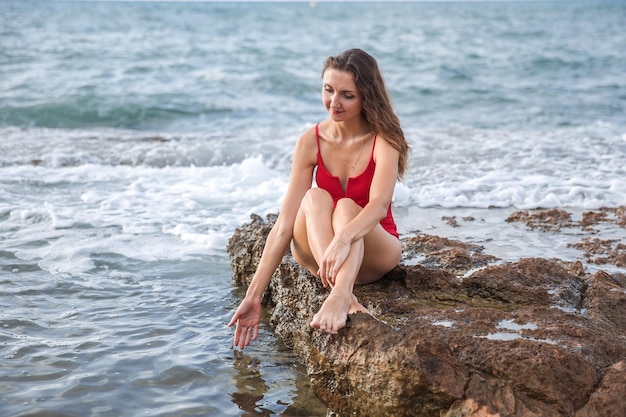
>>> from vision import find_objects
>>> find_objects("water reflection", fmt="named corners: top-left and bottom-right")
top-left (231, 350), bottom-right (271, 416)
top-left (230, 350), bottom-right (327, 416)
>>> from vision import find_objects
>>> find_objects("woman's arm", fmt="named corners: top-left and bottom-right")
top-left (244, 128), bottom-right (317, 298)
top-left (228, 128), bottom-right (317, 348)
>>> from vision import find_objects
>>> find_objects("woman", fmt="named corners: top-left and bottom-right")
top-left (228, 49), bottom-right (409, 349)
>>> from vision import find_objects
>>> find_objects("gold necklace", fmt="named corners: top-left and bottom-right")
top-left (333, 135), bottom-right (365, 171)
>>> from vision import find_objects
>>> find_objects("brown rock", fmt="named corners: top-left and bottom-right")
top-left (575, 361), bottom-right (626, 417)
top-left (568, 238), bottom-right (626, 267)
top-left (506, 208), bottom-right (574, 231)
top-left (309, 314), bottom-right (466, 417)
top-left (402, 234), bottom-right (498, 275)
top-left (507, 207), bottom-right (626, 267)
top-left (584, 271), bottom-right (626, 334)
top-left (581, 207), bottom-right (626, 229)
top-left (227, 214), bottom-right (626, 417)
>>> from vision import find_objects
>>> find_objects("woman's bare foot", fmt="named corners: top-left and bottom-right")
top-left (349, 294), bottom-right (369, 315)
top-left (310, 291), bottom-right (351, 334)
top-left (311, 292), bottom-right (370, 334)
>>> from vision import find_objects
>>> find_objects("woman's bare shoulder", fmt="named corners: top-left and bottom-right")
top-left (299, 124), bottom-right (318, 141)
top-left (375, 134), bottom-right (399, 154)
top-left (296, 124), bottom-right (321, 149)
top-left (292, 124), bottom-right (319, 165)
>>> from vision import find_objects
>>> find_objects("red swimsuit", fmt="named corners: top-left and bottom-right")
top-left (314, 124), bottom-right (399, 238)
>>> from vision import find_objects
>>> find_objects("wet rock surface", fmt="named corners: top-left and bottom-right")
top-left (228, 212), bottom-right (626, 417)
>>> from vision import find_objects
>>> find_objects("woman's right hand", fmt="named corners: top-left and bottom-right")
top-left (227, 296), bottom-right (262, 349)
top-left (318, 236), bottom-right (351, 287)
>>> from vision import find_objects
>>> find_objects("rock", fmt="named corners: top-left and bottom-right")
top-left (574, 361), bottom-right (626, 417)
top-left (227, 214), bottom-right (626, 417)
top-left (507, 207), bottom-right (626, 267)
top-left (568, 238), bottom-right (626, 267)
top-left (402, 234), bottom-right (497, 275)
top-left (506, 208), bottom-right (574, 232)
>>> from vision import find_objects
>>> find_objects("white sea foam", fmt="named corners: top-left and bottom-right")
top-left (1, 152), bottom-right (288, 276)
top-left (401, 127), bottom-right (626, 210)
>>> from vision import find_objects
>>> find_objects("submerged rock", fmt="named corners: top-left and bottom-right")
top-left (227, 214), bottom-right (626, 417)
top-left (508, 207), bottom-right (626, 267)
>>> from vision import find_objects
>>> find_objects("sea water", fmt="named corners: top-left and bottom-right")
top-left (1, 1), bottom-right (625, 416)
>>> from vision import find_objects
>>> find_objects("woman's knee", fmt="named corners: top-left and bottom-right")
top-left (333, 198), bottom-right (361, 222)
top-left (301, 188), bottom-right (333, 213)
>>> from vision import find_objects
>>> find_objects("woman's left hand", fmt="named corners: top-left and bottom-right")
top-left (318, 237), bottom-right (350, 287)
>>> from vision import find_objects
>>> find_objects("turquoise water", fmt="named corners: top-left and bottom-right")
top-left (1, 1), bottom-right (625, 416)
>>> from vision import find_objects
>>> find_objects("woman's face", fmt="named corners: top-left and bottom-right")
top-left (322, 69), bottom-right (363, 122)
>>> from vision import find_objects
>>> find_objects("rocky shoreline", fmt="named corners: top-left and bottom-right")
top-left (227, 209), bottom-right (626, 417)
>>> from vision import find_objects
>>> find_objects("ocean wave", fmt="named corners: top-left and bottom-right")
top-left (0, 101), bottom-right (234, 130)
top-left (2, 125), bottom-right (625, 212)
top-left (0, 127), bottom-right (267, 168)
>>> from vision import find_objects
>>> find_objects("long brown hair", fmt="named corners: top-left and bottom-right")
top-left (323, 48), bottom-right (409, 179)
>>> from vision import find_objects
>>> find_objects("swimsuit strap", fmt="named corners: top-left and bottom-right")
top-left (371, 134), bottom-right (377, 162)
top-left (315, 123), bottom-right (321, 157)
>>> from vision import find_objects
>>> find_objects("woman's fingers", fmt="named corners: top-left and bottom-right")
top-left (318, 260), bottom-right (335, 287)
top-left (327, 265), bottom-right (336, 285)
top-left (243, 327), bottom-right (252, 348)
top-left (234, 324), bottom-right (258, 349)
top-left (233, 325), bottom-right (242, 348)
top-left (318, 237), bottom-right (352, 286)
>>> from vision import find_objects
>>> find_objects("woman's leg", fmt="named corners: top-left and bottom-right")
top-left (310, 198), bottom-right (401, 333)
top-left (291, 188), bottom-right (335, 277)
top-left (292, 193), bottom-right (401, 334)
